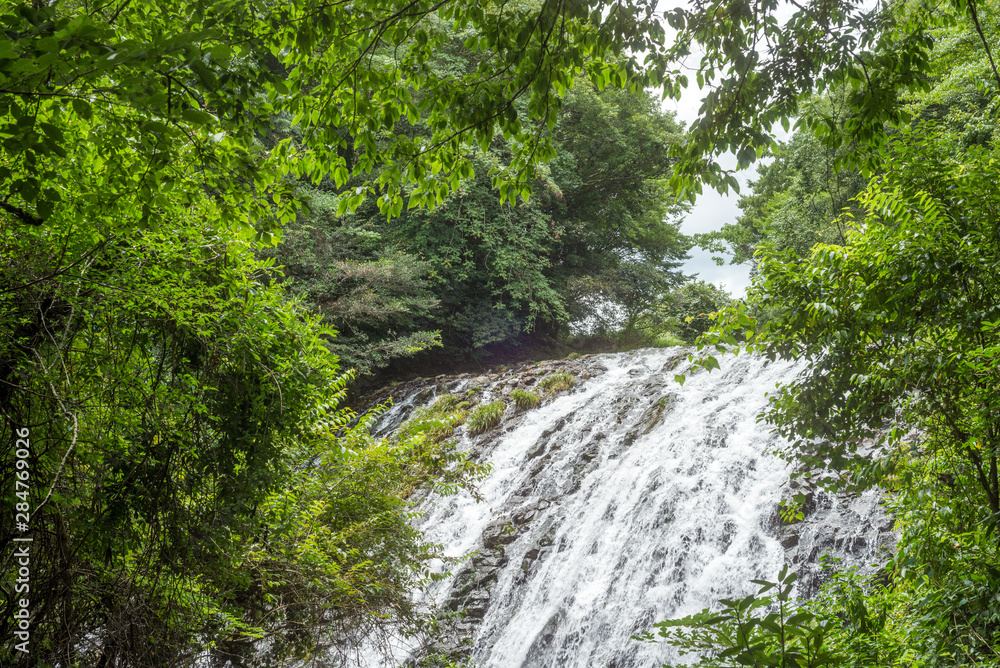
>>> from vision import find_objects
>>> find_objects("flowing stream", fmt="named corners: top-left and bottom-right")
top-left (360, 348), bottom-right (894, 667)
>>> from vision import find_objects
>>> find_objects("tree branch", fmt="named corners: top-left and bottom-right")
top-left (0, 201), bottom-right (43, 226)
top-left (967, 0), bottom-right (1000, 90)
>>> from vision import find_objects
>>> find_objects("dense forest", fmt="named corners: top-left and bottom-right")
top-left (0, 0), bottom-right (998, 666)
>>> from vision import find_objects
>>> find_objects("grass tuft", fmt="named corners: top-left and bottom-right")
top-left (466, 400), bottom-right (506, 435)
top-left (511, 389), bottom-right (541, 410)
top-left (398, 394), bottom-right (468, 443)
top-left (537, 371), bottom-right (576, 394)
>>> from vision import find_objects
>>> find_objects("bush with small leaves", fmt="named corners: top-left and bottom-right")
top-left (467, 401), bottom-right (506, 435)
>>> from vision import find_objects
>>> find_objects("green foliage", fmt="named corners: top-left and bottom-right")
top-left (545, 84), bottom-right (691, 333)
top-left (568, 324), bottom-right (688, 351)
top-left (778, 495), bottom-right (808, 524)
top-left (511, 389), bottom-right (542, 410)
top-left (686, 0), bottom-right (1000, 504)
top-left (664, 7), bottom-right (1000, 667)
top-left (742, 131), bottom-right (1000, 513)
top-left (2, 0), bottom-right (616, 658)
top-left (697, 128), bottom-right (866, 271)
top-left (653, 331), bottom-right (687, 348)
top-left (0, 0), bottom-right (687, 242)
top-left (580, 280), bottom-right (731, 350)
top-left (638, 567), bottom-right (840, 668)
top-left (642, 559), bottom-right (955, 668)
top-left (0, 0), bottom-right (700, 655)
top-left (264, 183), bottom-right (442, 375)
top-left (414, 652), bottom-right (478, 668)
top-left (375, 150), bottom-right (570, 353)
top-left (398, 394), bottom-right (470, 444)
top-left (0, 0), bottom-right (968, 239)
top-left (696, 1), bottom-right (998, 274)
top-left (537, 371), bottom-right (576, 393)
top-left (648, 281), bottom-right (734, 344)
top-left (1, 212), bottom-right (331, 661)
top-left (0, 0), bottom-right (696, 372)
top-left (665, 0), bottom-right (943, 196)
top-left (0, 203), bottom-right (494, 664)
top-left (1, 0), bottom-right (992, 663)
top-left (466, 401), bottom-right (506, 435)
top-left (347, 79), bottom-right (690, 359)
top-left (884, 451), bottom-right (1000, 666)
top-left (0, 0), bottom-right (950, 366)
top-left (241, 408), bottom-right (489, 664)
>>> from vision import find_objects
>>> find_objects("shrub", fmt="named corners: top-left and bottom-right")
top-left (425, 393), bottom-right (462, 415)
top-left (466, 401), bottom-right (506, 435)
top-left (652, 331), bottom-right (685, 347)
top-left (647, 280), bottom-right (734, 344)
top-left (538, 371), bottom-right (576, 393)
top-left (511, 389), bottom-right (541, 410)
top-left (414, 653), bottom-right (478, 668)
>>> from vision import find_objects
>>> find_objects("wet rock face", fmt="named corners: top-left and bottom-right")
top-left (362, 349), bottom-right (898, 668)
top-left (482, 520), bottom-right (518, 550)
top-left (776, 474), bottom-right (897, 598)
top-left (771, 433), bottom-right (899, 598)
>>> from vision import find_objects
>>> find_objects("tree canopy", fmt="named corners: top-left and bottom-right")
top-left (0, 0), bottom-right (674, 242)
top-left (697, 126), bottom-right (866, 272)
top-left (267, 49), bottom-right (691, 371)
top-left (0, 0), bottom-right (959, 236)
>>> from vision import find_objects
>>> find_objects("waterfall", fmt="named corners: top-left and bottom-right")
top-left (361, 348), bottom-right (895, 667)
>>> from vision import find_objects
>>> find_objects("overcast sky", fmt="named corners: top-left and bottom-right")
top-left (654, 0), bottom-right (799, 299)
top-left (663, 97), bottom-right (756, 298)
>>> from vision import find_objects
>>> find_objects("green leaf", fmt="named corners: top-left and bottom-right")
top-left (181, 108), bottom-right (215, 125)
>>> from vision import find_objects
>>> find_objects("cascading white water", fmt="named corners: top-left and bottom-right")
top-left (364, 348), bottom-right (893, 667)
